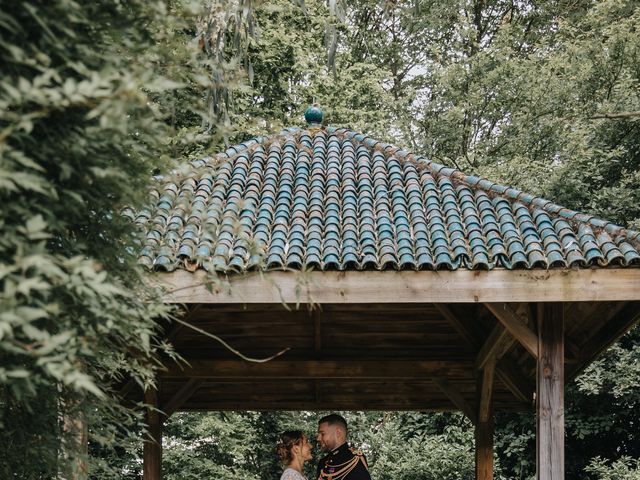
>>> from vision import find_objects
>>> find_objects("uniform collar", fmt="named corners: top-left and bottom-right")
top-left (330, 442), bottom-right (349, 456)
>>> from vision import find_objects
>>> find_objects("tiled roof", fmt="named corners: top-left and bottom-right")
top-left (125, 126), bottom-right (640, 272)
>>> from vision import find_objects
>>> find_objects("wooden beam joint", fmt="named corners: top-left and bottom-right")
top-left (485, 303), bottom-right (538, 359)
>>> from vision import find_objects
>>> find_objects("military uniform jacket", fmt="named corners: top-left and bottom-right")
top-left (316, 442), bottom-right (371, 480)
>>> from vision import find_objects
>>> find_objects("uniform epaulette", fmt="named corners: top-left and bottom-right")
top-left (349, 447), bottom-right (364, 457)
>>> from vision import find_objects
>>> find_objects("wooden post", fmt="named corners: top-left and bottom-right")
top-left (475, 419), bottom-right (494, 480)
top-left (475, 359), bottom-right (495, 480)
top-left (61, 403), bottom-right (88, 480)
top-left (144, 387), bottom-right (162, 480)
top-left (537, 303), bottom-right (564, 480)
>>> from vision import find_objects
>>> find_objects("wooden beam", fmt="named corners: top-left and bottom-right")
top-left (478, 360), bottom-right (496, 424)
top-left (155, 269), bottom-right (640, 304)
top-left (162, 379), bottom-right (204, 419)
top-left (163, 359), bottom-right (474, 379)
top-left (476, 323), bottom-right (516, 370)
top-left (143, 388), bottom-right (162, 480)
top-left (537, 303), bottom-right (564, 480)
top-left (485, 303), bottom-right (538, 359)
top-left (437, 304), bottom-right (534, 404)
top-left (495, 362), bottom-right (534, 405)
top-left (433, 378), bottom-right (477, 425)
top-left (568, 301), bottom-right (640, 379)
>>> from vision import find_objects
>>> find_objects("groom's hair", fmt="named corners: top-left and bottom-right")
top-left (318, 414), bottom-right (348, 434)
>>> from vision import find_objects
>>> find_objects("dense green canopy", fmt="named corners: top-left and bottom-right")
top-left (1, 0), bottom-right (638, 479)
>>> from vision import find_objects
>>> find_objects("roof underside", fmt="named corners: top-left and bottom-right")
top-left (148, 300), bottom-right (640, 412)
top-left (125, 126), bottom-right (640, 273)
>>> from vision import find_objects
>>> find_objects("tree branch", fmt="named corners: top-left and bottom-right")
top-left (591, 111), bottom-right (640, 119)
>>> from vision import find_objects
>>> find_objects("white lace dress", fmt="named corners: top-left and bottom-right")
top-left (280, 467), bottom-right (307, 480)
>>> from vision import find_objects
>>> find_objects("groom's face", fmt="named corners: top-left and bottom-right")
top-left (316, 422), bottom-right (340, 451)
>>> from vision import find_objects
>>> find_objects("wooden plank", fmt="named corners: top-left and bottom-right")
top-left (162, 379), bottom-right (204, 418)
top-left (568, 301), bottom-right (640, 380)
top-left (537, 303), bottom-right (564, 480)
top-left (143, 388), bottom-right (162, 480)
top-left (476, 323), bottom-right (516, 370)
top-left (154, 269), bottom-right (640, 304)
top-left (433, 378), bottom-right (478, 425)
top-left (485, 303), bottom-right (538, 359)
top-left (163, 359), bottom-right (475, 379)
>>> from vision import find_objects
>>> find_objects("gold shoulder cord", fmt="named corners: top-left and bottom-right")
top-left (317, 455), bottom-right (367, 480)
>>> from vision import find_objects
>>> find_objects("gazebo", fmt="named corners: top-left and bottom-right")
top-left (124, 106), bottom-right (640, 480)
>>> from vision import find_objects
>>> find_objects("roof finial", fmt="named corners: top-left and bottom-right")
top-left (304, 104), bottom-right (323, 126)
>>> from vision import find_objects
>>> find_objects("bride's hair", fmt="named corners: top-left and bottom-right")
top-left (276, 430), bottom-right (305, 464)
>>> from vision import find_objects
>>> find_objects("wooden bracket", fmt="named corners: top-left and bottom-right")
top-left (433, 378), bottom-right (477, 425)
top-left (162, 378), bottom-right (204, 420)
top-left (437, 304), bottom-right (533, 404)
top-left (485, 303), bottom-right (538, 359)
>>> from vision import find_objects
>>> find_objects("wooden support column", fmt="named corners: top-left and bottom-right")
top-left (144, 387), bottom-right (162, 480)
top-left (537, 303), bottom-right (564, 480)
top-left (475, 359), bottom-right (495, 480)
top-left (61, 401), bottom-right (88, 480)
top-left (475, 418), bottom-right (494, 480)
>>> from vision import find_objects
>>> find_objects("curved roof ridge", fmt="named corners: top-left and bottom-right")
top-left (327, 126), bottom-right (640, 245)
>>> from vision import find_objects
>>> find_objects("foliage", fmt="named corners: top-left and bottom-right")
top-left (0, 1), bottom-right (219, 477)
top-left (220, 0), bottom-right (397, 142)
top-left (163, 412), bottom-right (261, 480)
top-left (585, 456), bottom-right (640, 480)
top-left (162, 411), bottom-right (475, 480)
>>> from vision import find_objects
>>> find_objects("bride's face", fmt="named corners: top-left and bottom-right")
top-left (294, 435), bottom-right (313, 462)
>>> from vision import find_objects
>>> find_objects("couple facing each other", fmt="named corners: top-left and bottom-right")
top-left (276, 414), bottom-right (371, 480)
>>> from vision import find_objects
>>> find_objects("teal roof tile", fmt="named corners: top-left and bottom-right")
top-left (132, 125), bottom-right (640, 272)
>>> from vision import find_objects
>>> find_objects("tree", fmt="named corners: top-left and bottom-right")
top-left (0, 1), bottom-right (220, 477)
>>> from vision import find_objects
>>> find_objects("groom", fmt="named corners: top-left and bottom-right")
top-left (315, 414), bottom-right (371, 480)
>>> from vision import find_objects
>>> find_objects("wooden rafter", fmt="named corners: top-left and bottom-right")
top-left (485, 303), bottom-right (538, 359)
top-left (496, 361), bottom-right (534, 404)
top-left (568, 301), bottom-right (640, 379)
top-left (436, 304), bottom-right (533, 404)
top-left (476, 323), bottom-right (516, 370)
top-left (433, 378), bottom-right (478, 425)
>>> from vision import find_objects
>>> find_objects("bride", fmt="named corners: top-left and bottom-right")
top-left (276, 430), bottom-right (313, 480)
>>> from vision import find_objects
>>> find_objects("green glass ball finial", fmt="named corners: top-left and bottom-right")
top-left (304, 104), bottom-right (323, 125)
